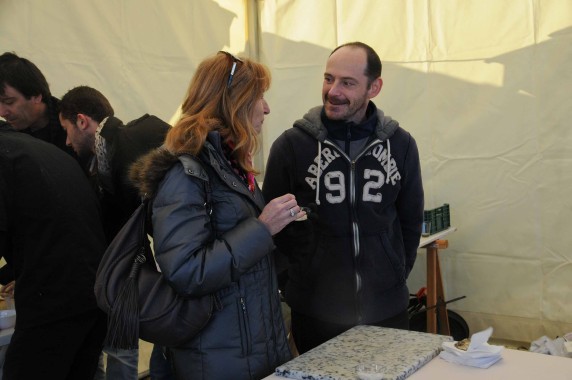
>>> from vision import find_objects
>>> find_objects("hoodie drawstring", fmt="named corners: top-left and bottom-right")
top-left (315, 141), bottom-right (322, 205)
top-left (385, 139), bottom-right (391, 184)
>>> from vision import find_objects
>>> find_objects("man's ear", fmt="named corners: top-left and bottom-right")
top-left (368, 77), bottom-right (383, 98)
top-left (31, 94), bottom-right (43, 104)
top-left (76, 113), bottom-right (91, 131)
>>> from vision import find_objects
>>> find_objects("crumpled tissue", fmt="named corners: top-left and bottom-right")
top-left (529, 332), bottom-right (572, 357)
top-left (439, 327), bottom-right (504, 368)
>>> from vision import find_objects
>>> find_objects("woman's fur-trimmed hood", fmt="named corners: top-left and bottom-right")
top-left (129, 147), bottom-right (180, 199)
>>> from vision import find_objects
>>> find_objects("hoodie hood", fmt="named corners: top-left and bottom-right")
top-left (294, 101), bottom-right (400, 142)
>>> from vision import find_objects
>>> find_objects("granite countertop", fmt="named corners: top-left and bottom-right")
top-left (275, 325), bottom-right (453, 380)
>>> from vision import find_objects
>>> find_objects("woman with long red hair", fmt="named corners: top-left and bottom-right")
top-left (131, 52), bottom-right (304, 379)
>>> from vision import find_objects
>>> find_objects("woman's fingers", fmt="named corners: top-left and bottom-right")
top-left (259, 194), bottom-right (307, 234)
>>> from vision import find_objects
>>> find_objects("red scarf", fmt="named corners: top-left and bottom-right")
top-left (222, 140), bottom-right (256, 193)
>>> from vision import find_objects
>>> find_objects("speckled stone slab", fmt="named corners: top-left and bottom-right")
top-left (275, 325), bottom-right (453, 380)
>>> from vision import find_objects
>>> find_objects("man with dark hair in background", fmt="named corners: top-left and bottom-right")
top-left (0, 52), bottom-right (75, 157)
top-left (59, 85), bottom-right (170, 242)
top-left (59, 85), bottom-right (171, 379)
top-left (0, 51), bottom-right (89, 319)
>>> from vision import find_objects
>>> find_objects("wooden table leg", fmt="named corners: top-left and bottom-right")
top-left (435, 254), bottom-right (450, 336)
top-left (426, 240), bottom-right (450, 336)
top-left (426, 243), bottom-right (438, 334)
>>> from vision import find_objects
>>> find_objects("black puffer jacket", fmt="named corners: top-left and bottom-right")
top-left (131, 131), bottom-right (291, 380)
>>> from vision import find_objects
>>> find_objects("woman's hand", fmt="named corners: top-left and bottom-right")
top-left (258, 193), bottom-right (306, 235)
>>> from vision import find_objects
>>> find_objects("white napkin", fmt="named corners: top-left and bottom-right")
top-left (439, 327), bottom-right (504, 368)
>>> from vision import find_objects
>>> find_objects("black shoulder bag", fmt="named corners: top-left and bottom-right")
top-left (94, 188), bottom-right (215, 349)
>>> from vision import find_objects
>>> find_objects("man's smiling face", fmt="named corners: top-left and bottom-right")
top-left (322, 46), bottom-right (380, 125)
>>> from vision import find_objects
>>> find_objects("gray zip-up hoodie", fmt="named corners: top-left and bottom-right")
top-left (263, 103), bottom-right (424, 325)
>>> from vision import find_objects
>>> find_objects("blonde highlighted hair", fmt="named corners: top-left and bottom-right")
top-left (164, 52), bottom-right (271, 174)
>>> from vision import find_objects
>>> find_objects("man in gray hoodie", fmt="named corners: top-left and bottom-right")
top-left (263, 42), bottom-right (424, 354)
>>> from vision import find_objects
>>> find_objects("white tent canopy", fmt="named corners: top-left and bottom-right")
top-left (1, 0), bottom-right (571, 343)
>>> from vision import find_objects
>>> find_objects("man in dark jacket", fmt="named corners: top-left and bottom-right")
top-left (263, 42), bottom-right (424, 354)
top-left (0, 130), bottom-right (107, 379)
top-left (59, 85), bottom-right (171, 241)
top-left (0, 51), bottom-right (88, 304)
top-left (59, 85), bottom-right (171, 379)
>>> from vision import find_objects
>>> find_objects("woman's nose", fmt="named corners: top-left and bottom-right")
top-left (263, 99), bottom-right (270, 115)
